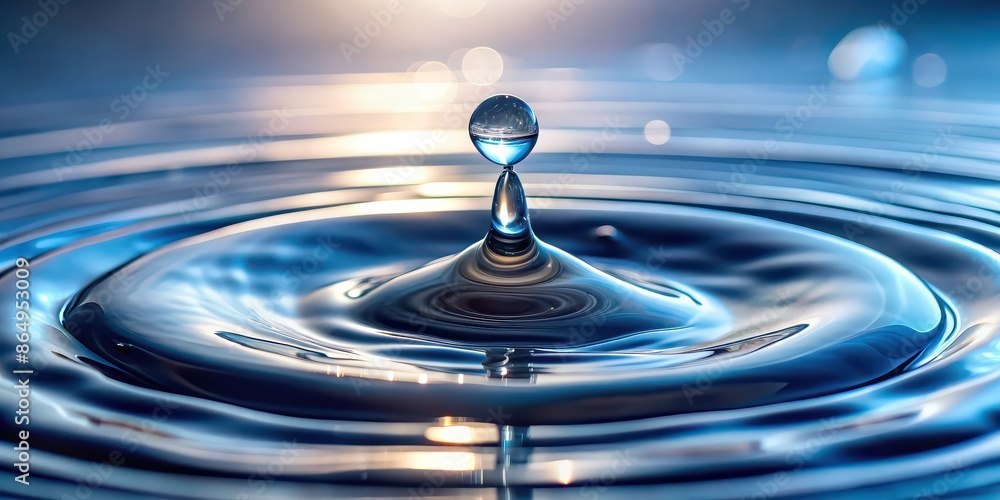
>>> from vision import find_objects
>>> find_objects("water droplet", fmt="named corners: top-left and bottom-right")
top-left (469, 94), bottom-right (538, 167)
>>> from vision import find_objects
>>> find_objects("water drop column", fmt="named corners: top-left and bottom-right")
top-left (469, 94), bottom-right (539, 256)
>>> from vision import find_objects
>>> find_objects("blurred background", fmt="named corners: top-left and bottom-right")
top-left (3, 0), bottom-right (1000, 107)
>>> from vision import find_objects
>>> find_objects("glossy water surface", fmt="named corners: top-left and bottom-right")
top-left (1, 76), bottom-right (999, 499)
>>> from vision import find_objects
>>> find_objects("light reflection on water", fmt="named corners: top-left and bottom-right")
top-left (0, 72), bottom-right (999, 499)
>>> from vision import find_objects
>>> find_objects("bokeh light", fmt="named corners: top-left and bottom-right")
top-left (462, 46), bottom-right (504, 85)
top-left (913, 53), bottom-right (948, 88)
top-left (644, 120), bottom-right (672, 145)
top-left (828, 25), bottom-right (907, 81)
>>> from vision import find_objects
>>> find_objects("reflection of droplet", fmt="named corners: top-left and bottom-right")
top-left (462, 47), bottom-right (504, 85)
top-left (828, 26), bottom-right (906, 81)
top-left (433, 0), bottom-right (487, 18)
top-left (424, 418), bottom-right (499, 444)
top-left (595, 225), bottom-right (618, 239)
top-left (411, 61), bottom-right (455, 101)
top-left (913, 53), bottom-right (947, 88)
top-left (557, 460), bottom-right (573, 485)
top-left (469, 94), bottom-right (538, 166)
top-left (644, 120), bottom-right (671, 145)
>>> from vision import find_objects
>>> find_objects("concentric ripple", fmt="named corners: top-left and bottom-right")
top-left (1, 75), bottom-right (999, 499)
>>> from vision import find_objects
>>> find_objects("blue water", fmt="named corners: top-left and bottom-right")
top-left (1, 75), bottom-right (999, 499)
top-left (471, 136), bottom-right (539, 169)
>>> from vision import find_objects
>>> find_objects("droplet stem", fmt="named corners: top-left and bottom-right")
top-left (486, 167), bottom-right (534, 256)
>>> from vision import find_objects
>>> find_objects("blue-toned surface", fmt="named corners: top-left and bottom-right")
top-left (1, 2), bottom-right (999, 499)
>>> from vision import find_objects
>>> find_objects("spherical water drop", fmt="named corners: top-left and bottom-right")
top-left (469, 94), bottom-right (538, 167)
